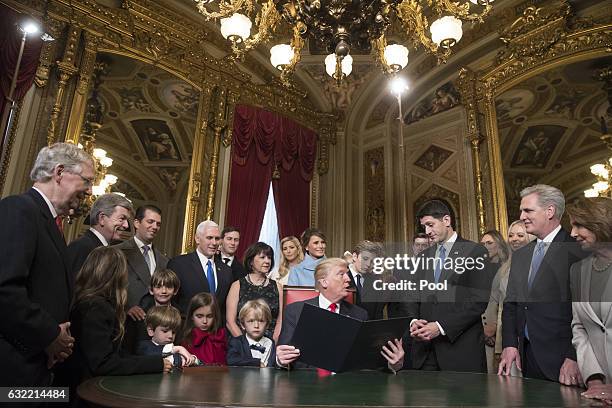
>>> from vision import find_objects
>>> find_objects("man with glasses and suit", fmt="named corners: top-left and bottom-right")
top-left (0, 143), bottom-right (94, 386)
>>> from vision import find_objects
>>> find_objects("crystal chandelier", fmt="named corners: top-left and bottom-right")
top-left (194, 0), bottom-right (493, 83)
top-left (91, 148), bottom-right (118, 197)
top-left (584, 67), bottom-right (612, 198)
top-left (585, 133), bottom-right (612, 198)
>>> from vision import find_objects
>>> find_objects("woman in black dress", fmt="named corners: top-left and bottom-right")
top-left (226, 242), bottom-right (283, 341)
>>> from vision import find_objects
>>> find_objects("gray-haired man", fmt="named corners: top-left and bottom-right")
top-left (0, 143), bottom-right (94, 386)
top-left (67, 193), bottom-right (133, 280)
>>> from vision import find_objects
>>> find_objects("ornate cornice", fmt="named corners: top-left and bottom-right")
top-left (477, 2), bottom-right (612, 98)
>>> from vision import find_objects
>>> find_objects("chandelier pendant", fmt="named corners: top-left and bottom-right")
top-left (194, 0), bottom-right (494, 84)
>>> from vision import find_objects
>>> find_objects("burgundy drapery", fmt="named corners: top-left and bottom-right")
top-left (0, 6), bottom-right (43, 133)
top-left (225, 105), bottom-right (317, 260)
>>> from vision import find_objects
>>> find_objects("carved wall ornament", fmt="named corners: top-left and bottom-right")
top-left (497, 1), bottom-right (572, 63)
top-left (457, 0), bottom-right (611, 235)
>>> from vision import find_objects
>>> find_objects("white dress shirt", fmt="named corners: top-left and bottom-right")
top-left (246, 334), bottom-right (273, 365)
top-left (134, 236), bottom-right (156, 274)
top-left (220, 252), bottom-right (234, 266)
top-left (349, 264), bottom-right (363, 290)
top-left (196, 248), bottom-right (217, 290)
top-left (89, 227), bottom-right (109, 247)
top-left (410, 231), bottom-right (458, 337)
top-left (318, 294), bottom-right (340, 314)
top-left (32, 187), bottom-right (57, 218)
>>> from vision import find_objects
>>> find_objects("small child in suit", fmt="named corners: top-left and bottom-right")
top-left (227, 299), bottom-right (276, 367)
top-left (126, 269), bottom-right (182, 352)
top-left (140, 268), bottom-right (181, 310)
top-left (136, 305), bottom-right (196, 367)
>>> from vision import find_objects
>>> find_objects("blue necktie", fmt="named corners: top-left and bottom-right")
top-left (434, 245), bottom-right (446, 283)
top-left (525, 242), bottom-right (545, 340)
top-left (528, 242), bottom-right (545, 289)
top-left (206, 260), bottom-right (216, 294)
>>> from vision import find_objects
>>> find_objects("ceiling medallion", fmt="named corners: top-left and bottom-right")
top-left (194, 0), bottom-right (494, 84)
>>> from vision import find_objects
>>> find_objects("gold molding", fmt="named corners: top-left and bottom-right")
top-left (457, 68), bottom-right (486, 236)
top-left (0, 102), bottom-right (22, 196)
top-left (310, 171), bottom-right (319, 228)
top-left (205, 87), bottom-right (229, 220)
top-left (47, 25), bottom-right (81, 145)
top-left (458, 0), bottom-right (612, 236)
top-left (34, 17), bottom-right (65, 88)
top-left (5, 0), bottom-right (334, 249)
top-left (64, 32), bottom-right (102, 145)
top-left (181, 86), bottom-right (214, 253)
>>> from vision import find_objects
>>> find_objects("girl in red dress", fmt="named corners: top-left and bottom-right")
top-left (181, 292), bottom-right (227, 365)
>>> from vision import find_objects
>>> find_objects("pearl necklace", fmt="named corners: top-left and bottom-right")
top-left (592, 257), bottom-right (612, 272)
top-left (247, 274), bottom-right (268, 287)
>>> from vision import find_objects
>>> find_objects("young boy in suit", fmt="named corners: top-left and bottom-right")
top-left (136, 305), bottom-right (195, 367)
top-left (227, 299), bottom-right (276, 367)
top-left (125, 269), bottom-right (182, 352)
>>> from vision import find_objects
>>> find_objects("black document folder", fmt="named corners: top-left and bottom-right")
top-left (290, 303), bottom-right (410, 372)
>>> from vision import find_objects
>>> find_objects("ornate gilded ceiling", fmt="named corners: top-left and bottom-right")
top-left (496, 55), bottom-right (612, 215)
top-left (94, 52), bottom-right (195, 204)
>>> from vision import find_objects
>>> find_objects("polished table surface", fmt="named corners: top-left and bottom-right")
top-left (78, 366), bottom-right (589, 407)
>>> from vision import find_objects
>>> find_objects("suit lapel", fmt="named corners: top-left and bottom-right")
top-left (215, 259), bottom-right (232, 293)
top-left (346, 269), bottom-right (362, 303)
top-left (152, 247), bottom-right (167, 268)
top-left (27, 189), bottom-right (71, 293)
top-left (191, 252), bottom-right (210, 292)
top-left (529, 229), bottom-right (567, 292)
top-left (578, 257), bottom-right (604, 326)
top-left (28, 190), bottom-right (68, 267)
top-left (521, 241), bottom-right (536, 295)
top-left (124, 238), bottom-right (153, 287)
top-left (241, 336), bottom-right (251, 357)
top-left (601, 259), bottom-right (612, 325)
top-left (443, 238), bottom-right (463, 282)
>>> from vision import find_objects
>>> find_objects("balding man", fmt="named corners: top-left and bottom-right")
top-left (0, 143), bottom-right (94, 386)
top-left (168, 220), bottom-right (233, 318)
top-left (276, 258), bottom-right (404, 371)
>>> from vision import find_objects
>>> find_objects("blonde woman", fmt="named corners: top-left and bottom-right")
top-left (482, 222), bottom-right (534, 374)
top-left (269, 236), bottom-right (304, 286)
top-left (481, 230), bottom-right (511, 373)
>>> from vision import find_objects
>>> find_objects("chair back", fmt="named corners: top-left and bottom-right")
top-left (283, 286), bottom-right (355, 307)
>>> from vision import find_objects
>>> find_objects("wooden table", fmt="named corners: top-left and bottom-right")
top-left (78, 366), bottom-right (588, 407)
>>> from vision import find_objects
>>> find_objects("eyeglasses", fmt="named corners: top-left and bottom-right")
top-left (67, 171), bottom-right (94, 187)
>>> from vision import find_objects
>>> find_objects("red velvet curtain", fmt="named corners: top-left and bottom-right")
top-left (0, 6), bottom-right (43, 132)
top-left (225, 105), bottom-right (317, 260)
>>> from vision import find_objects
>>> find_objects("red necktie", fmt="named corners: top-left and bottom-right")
top-left (55, 216), bottom-right (64, 236)
top-left (328, 303), bottom-right (337, 313)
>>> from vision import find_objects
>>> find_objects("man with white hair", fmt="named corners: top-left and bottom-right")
top-left (0, 143), bottom-right (94, 386)
top-left (168, 220), bottom-right (233, 318)
top-left (277, 257), bottom-right (405, 371)
top-left (499, 184), bottom-right (586, 385)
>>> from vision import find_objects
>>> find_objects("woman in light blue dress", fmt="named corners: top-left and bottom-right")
top-left (287, 228), bottom-right (327, 286)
